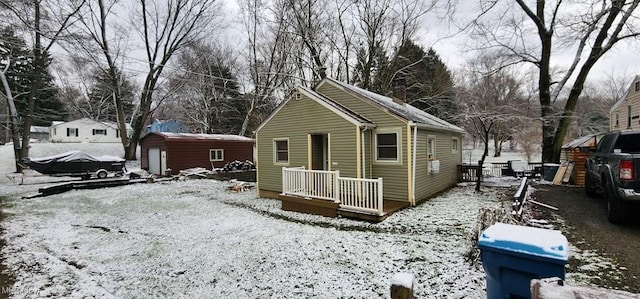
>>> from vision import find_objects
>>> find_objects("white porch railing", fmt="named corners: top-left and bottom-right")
top-left (282, 167), bottom-right (384, 215)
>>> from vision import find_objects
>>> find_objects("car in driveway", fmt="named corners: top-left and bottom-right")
top-left (585, 130), bottom-right (640, 223)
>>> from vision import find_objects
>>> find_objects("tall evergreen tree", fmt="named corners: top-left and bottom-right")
top-left (0, 27), bottom-right (66, 127)
top-left (380, 40), bottom-right (457, 123)
top-left (168, 42), bottom-right (245, 134)
top-left (352, 44), bottom-right (390, 91)
top-left (85, 68), bottom-right (135, 122)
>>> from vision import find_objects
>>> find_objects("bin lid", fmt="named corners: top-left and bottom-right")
top-left (478, 223), bottom-right (569, 261)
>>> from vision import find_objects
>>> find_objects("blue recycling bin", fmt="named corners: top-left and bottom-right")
top-left (478, 223), bottom-right (569, 299)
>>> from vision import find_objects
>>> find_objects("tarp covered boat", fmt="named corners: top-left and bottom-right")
top-left (22, 150), bottom-right (126, 179)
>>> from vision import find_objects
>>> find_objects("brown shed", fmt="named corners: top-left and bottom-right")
top-left (561, 134), bottom-right (602, 186)
top-left (140, 132), bottom-right (255, 175)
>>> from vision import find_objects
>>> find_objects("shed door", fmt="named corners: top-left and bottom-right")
top-left (148, 148), bottom-right (160, 174)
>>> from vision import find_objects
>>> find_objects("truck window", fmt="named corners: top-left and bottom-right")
top-left (614, 134), bottom-right (640, 153)
top-left (596, 135), bottom-right (614, 153)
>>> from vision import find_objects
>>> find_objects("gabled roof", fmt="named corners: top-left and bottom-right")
top-left (298, 86), bottom-right (375, 126)
top-left (318, 78), bottom-right (465, 134)
top-left (255, 85), bottom-right (376, 133)
top-left (144, 132), bottom-right (254, 142)
top-left (610, 75), bottom-right (640, 113)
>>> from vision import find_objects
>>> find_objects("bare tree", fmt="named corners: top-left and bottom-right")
top-left (468, 0), bottom-right (640, 162)
top-left (457, 53), bottom-right (529, 189)
top-left (1, 0), bottom-right (86, 169)
top-left (168, 42), bottom-right (243, 134)
top-left (238, 0), bottom-right (293, 136)
top-left (0, 58), bottom-right (21, 172)
top-left (122, 0), bottom-right (222, 160)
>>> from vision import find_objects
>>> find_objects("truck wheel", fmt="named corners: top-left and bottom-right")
top-left (584, 171), bottom-right (597, 198)
top-left (96, 169), bottom-right (108, 179)
top-left (605, 179), bottom-right (626, 224)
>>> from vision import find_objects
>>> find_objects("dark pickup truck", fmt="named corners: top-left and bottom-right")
top-left (585, 130), bottom-right (640, 223)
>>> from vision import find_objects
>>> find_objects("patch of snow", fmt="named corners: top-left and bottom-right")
top-left (479, 223), bottom-right (569, 261)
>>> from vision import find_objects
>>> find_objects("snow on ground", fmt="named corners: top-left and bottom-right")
top-left (0, 143), bottom-right (510, 298)
top-left (0, 142), bottom-right (618, 298)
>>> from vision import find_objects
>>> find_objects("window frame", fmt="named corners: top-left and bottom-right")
top-left (427, 135), bottom-right (437, 161)
top-left (374, 128), bottom-right (402, 164)
top-left (628, 105), bottom-right (632, 129)
top-left (273, 138), bottom-right (290, 165)
top-left (209, 149), bottom-right (224, 162)
top-left (451, 137), bottom-right (459, 153)
top-left (92, 129), bottom-right (107, 136)
top-left (67, 127), bottom-right (78, 137)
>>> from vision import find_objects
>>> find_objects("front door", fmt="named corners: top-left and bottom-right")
top-left (311, 134), bottom-right (328, 170)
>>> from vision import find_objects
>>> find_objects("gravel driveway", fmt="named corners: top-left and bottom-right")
top-left (531, 183), bottom-right (640, 293)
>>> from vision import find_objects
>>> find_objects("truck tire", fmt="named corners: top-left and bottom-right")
top-left (584, 171), bottom-right (597, 198)
top-left (604, 179), bottom-right (626, 224)
top-left (96, 169), bottom-right (108, 179)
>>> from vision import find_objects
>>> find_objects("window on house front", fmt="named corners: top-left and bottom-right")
top-left (67, 128), bottom-right (78, 137)
top-left (616, 113), bottom-right (619, 127)
top-left (628, 105), bottom-right (632, 128)
top-left (375, 129), bottom-right (401, 163)
top-left (427, 135), bottom-right (437, 160)
top-left (116, 129), bottom-right (120, 138)
top-left (451, 137), bottom-right (459, 153)
top-left (92, 129), bottom-right (107, 136)
top-left (274, 139), bottom-right (289, 164)
top-left (209, 149), bottom-right (224, 161)
top-left (635, 82), bottom-right (639, 91)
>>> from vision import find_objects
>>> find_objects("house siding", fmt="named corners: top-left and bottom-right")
top-left (50, 118), bottom-right (122, 143)
top-left (256, 92), bottom-right (359, 194)
top-left (414, 130), bottom-right (463, 202)
top-left (317, 82), bottom-right (410, 201)
top-left (140, 133), bottom-right (254, 174)
top-left (611, 79), bottom-right (640, 130)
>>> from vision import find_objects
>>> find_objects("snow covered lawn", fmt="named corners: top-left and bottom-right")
top-left (0, 175), bottom-right (507, 298)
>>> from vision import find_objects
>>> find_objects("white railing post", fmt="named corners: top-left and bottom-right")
top-left (334, 170), bottom-right (340, 202)
top-left (282, 167), bottom-right (287, 194)
top-left (377, 177), bottom-right (384, 215)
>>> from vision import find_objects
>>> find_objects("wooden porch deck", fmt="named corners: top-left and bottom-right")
top-left (279, 194), bottom-right (409, 222)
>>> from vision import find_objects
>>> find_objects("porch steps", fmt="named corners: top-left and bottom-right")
top-left (278, 194), bottom-right (409, 222)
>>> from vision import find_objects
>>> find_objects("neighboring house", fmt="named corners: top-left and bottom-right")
top-left (49, 118), bottom-right (128, 143)
top-left (146, 119), bottom-right (190, 134)
top-left (610, 75), bottom-right (640, 130)
top-left (139, 132), bottom-right (255, 175)
top-left (30, 126), bottom-right (50, 142)
top-left (255, 77), bottom-right (465, 221)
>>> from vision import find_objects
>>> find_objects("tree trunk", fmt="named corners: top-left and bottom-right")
top-left (0, 69), bottom-right (22, 173)
top-left (20, 0), bottom-right (43, 162)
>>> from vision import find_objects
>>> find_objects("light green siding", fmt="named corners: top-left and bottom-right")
top-left (414, 130), bottom-right (463, 202)
top-left (318, 83), bottom-right (410, 201)
top-left (256, 93), bottom-right (359, 193)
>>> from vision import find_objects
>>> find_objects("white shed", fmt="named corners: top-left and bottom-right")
top-left (49, 118), bottom-right (128, 143)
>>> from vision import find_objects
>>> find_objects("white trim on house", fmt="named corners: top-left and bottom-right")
top-left (373, 127), bottom-right (402, 165)
top-left (273, 138), bottom-right (290, 166)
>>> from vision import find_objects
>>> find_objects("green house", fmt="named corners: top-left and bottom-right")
top-left (255, 78), bottom-right (465, 221)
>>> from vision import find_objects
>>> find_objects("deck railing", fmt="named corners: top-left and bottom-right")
top-left (337, 176), bottom-right (384, 215)
top-left (282, 167), bottom-right (384, 215)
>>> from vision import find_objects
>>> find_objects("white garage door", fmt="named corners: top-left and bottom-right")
top-left (148, 148), bottom-right (160, 175)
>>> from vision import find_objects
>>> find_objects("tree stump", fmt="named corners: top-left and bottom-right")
top-left (390, 272), bottom-right (414, 299)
